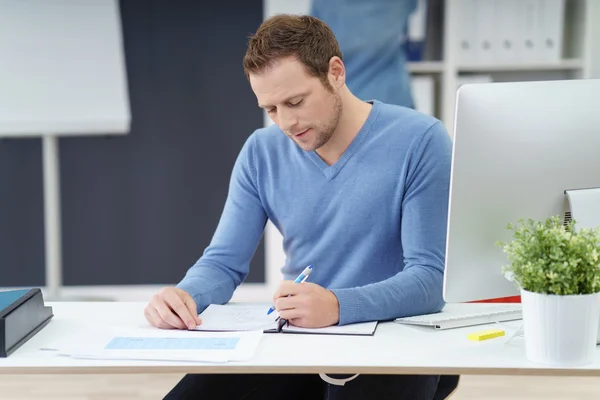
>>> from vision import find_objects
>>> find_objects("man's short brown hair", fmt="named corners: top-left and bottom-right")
top-left (242, 14), bottom-right (342, 87)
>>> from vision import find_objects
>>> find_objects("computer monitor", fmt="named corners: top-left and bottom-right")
top-left (443, 78), bottom-right (600, 303)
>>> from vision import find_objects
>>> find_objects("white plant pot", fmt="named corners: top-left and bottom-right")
top-left (521, 289), bottom-right (600, 366)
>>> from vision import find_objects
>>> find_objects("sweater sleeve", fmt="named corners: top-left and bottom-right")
top-left (330, 122), bottom-right (452, 325)
top-left (176, 134), bottom-right (267, 313)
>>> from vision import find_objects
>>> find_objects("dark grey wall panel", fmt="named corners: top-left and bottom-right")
top-left (0, 0), bottom-right (266, 286)
top-left (0, 138), bottom-right (45, 286)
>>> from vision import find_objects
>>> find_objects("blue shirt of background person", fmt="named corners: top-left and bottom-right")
top-left (310, 0), bottom-right (417, 108)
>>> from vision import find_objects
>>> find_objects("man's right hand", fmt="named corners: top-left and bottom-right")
top-left (144, 287), bottom-right (202, 330)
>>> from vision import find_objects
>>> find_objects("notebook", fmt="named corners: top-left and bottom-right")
top-left (193, 304), bottom-right (378, 336)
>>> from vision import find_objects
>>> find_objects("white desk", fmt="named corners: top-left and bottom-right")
top-left (2, 302), bottom-right (600, 376)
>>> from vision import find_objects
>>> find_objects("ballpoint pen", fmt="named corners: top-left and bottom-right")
top-left (267, 265), bottom-right (312, 315)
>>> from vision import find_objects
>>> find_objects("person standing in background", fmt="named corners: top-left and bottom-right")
top-left (310, 0), bottom-right (417, 107)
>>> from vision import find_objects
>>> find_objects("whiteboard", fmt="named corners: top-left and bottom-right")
top-left (0, 0), bottom-right (130, 136)
top-left (264, 0), bottom-right (311, 19)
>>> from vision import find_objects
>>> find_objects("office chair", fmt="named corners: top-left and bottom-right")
top-left (434, 375), bottom-right (460, 399)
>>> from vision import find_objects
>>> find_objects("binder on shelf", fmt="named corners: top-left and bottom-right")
top-left (0, 288), bottom-right (54, 357)
top-left (405, 0), bottom-right (428, 61)
top-left (519, 0), bottom-right (540, 62)
top-left (473, 0), bottom-right (495, 64)
top-left (495, 0), bottom-right (520, 63)
top-left (456, 0), bottom-right (477, 64)
top-left (536, 0), bottom-right (565, 62)
top-left (456, 0), bottom-right (566, 66)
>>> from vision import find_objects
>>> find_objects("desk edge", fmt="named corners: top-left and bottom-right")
top-left (2, 365), bottom-right (600, 376)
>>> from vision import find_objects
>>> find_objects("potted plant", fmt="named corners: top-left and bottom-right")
top-left (498, 215), bottom-right (600, 366)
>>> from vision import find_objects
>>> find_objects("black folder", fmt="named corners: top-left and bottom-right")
top-left (0, 288), bottom-right (53, 357)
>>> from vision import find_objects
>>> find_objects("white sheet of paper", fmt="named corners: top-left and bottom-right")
top-left (194, 304), bottom-right (378, 336)
top-left (194, 304), bottom-right (279, 332)
top-left (44, 326), bottom-right (264, 363)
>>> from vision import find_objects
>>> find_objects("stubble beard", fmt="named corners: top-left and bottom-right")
top-left (298, 92), bottom-right (343, 152)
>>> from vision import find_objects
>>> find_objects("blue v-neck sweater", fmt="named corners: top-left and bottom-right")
top-left (177, 100), bottom-right (453, 325)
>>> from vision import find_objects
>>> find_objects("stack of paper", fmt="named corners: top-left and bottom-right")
top-left (194, 304), bottom-right (280, 332)
top-left (43, 327), bottom-right (264, 363)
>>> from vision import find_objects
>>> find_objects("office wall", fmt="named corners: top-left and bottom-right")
top-left (0, 0), bottom-right (265, 286)
top-left (0, 139), bottom-right (45, 286)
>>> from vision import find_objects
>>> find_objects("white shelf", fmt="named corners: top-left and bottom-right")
top-left (407, 59), bottom-right (583, 75)
top-left (437, 0), bottom-right (599, 133)
top-left (407, 61), bottom-right (445, 73)
top-left (457, 59), bottom-right (584, 73)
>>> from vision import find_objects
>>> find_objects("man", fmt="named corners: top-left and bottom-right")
top-left (146, 14), bottom-right (452, 400)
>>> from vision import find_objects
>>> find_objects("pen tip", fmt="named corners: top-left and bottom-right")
top-left (267, 309), bottom-right (273, 315)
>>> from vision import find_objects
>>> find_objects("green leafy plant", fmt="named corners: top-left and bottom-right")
top-left (497, 215), bottom-right (600, 295)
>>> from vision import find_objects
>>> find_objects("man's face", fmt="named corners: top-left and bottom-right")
top-left (250, 57), bottom-right (342, 152)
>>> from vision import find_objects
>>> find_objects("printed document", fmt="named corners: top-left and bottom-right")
top-left (43, 327), bottom-right (264, 363)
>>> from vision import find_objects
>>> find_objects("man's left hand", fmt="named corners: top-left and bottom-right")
top-left (273, 281), bottom-right (340, 328)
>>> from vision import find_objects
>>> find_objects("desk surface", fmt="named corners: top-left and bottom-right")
top-left (2, 302), bottom-right (600, 376)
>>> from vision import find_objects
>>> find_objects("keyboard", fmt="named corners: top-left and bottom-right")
top-left (394, 304), bottom-right (522, 330)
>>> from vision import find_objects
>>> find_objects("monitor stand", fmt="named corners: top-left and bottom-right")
top-left (564, 187), bottom-right (600, 345)
top-left (564, 187), bottom-right (600, 229)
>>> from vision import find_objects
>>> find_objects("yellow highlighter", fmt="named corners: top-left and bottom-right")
top-left (467, 329), bottom-right (505, 341)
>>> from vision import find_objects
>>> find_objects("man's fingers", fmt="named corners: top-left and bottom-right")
top-left (143, 305), bottom-right (153, 325)
top-left (153, 300), bottom-right (186, 329)
top-left (273, 280), bottom-right (304, 300)
top-left (182, 295), bottom-right (202, 325)
top-left (153, 302), bottom-right (185, 329)
top-left (278, 307), bottom-right (304, 321)
top-left (288, 318), bottom-right (303, 327)
top-left (145, 305), bottom-right (174, 329)
top-left (275, 295), bottom-right (299, 311)
top-left (163, 290), bottom-right (197, 329)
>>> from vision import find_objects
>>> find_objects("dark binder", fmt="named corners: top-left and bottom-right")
top-left (0, 288), bottom-right (54, 357)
